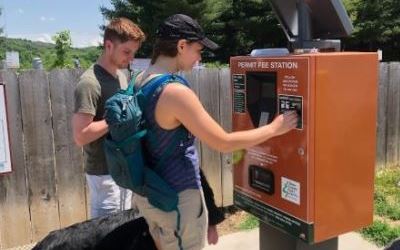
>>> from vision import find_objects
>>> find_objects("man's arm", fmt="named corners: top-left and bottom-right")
top-left (72, 113), bottom-right (108, 146)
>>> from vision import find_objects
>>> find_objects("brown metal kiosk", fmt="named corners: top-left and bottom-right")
top-left (231, 1), bottom-right (378, 249)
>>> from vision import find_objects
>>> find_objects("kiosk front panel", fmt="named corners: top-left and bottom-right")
top-left (231, 52), bottom-right (377, 243)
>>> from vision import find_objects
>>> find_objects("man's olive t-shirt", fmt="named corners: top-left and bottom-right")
top-left (74, 64), bottom-right (128, 175)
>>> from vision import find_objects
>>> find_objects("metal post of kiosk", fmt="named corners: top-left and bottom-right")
top-left (260, 223), bottom-right (338, 250)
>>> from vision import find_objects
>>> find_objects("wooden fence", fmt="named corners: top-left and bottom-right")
top-left (0, 68), bottom-right (232, 248)
top-left (377, 62), bottom-right (400, 168)
top-left (0, 63), bottom-right (399, 248)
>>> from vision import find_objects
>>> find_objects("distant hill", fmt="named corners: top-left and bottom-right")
top-left (0, 37), bottom-right (101, 69)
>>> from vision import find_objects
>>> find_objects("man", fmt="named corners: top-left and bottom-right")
top-left (72, 18), bottom-right (145, 218)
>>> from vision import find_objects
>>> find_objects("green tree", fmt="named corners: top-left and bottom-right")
top-left (343, 0), bottom-right (400, 60)
top-left (202, 0), bottom-right (286, 62)
top-left (100, 0), bottom-right (286, 63)
top-left (0, 37), bottom-right (99, 70)
top-left (100, 0), bottom-right (207, 58)
top-left (52, 30), bottom-right (72, 68)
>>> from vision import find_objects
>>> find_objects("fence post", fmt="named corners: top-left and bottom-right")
top-left (219, 68), bottom-right (234, 206)
top-left (385, 63), bottom-right (400, 167)
top-left (19, 70), bottom-right (60, 242)
top-left (48, 69), bottom-right (87, 227)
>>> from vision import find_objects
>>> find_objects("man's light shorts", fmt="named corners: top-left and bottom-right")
top-left (86, 174), bottom-right (132, 218)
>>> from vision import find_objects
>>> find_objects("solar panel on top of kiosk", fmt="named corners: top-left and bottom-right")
top-left (268, 0), bottom-right (353, 39)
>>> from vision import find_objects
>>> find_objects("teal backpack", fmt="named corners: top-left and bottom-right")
top-left (103, 73), bottom-right (189, 212)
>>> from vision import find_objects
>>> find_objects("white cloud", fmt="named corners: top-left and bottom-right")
top-left (17, 9), bottom-right (24, 14)
top-left (70, 33), bottom-right (102, 48)
top-left (8, 33), bottom-right (102, 48)
top-left (8, 33), bottom-right (55, 44)
top-left (89, 37), bottom-right (103, 47)
top-left (36, 34), bottom-right (54, 43)
top-left (40, 16), bottom-right (55, 22)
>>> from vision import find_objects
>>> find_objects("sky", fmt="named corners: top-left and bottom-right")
top-left (0, 0), bottom-right (114, 48)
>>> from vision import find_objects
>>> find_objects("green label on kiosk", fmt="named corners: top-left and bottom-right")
top-left (234, 190), bottom-right (314, 244)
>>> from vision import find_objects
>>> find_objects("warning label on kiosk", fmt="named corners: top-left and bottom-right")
top-left (234, 190), bottom-right (314, 243)
top-left (248, 149), bottom-right (278, 165)
top-left (281, 177), bottom-right (301, 205)
top-left (233, 74), bottom-right (245, 90)
top-left (234, 92), bottom-right (246, 113)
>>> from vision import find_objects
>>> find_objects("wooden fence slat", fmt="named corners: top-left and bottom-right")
top-left (386, 63), bottom-right (400, 166)
top-left (219, 68), bottom-right (234, 206)
top-left (198, 68), bottom-right (223, 206)
top-left (392, 63), bottom-right (400, 166)
top-left (19, 70), bottom-right (60, 242)
top-left (0, 70), bottom-right (32, 248)
top-left (376, 63), bottom-right (389, 168)
top-left (48, 69), bottom-right (87, 228)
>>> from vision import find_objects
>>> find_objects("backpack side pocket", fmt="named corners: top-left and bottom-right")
top-left (104, 134), bottom-right (146, 194)
top-left (143, 167), bottom-right (178, 212)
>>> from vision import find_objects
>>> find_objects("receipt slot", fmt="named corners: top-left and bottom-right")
top-left (231, 52), bottom-right (378, 244)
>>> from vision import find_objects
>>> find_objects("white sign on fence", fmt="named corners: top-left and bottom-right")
top-left (6, 51), bottom-right (20, 69)
top-left (129, 58), bottom-right (151, 71)
top-left (0, 84), bottom-right (12, 174)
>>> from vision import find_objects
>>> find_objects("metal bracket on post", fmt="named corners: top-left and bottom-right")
top-left (295, 0), bottom-right (312, 49)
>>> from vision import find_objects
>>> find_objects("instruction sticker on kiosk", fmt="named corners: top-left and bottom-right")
top-left (278, 95), bottom-right (303, 129)
top-left (233, 74), bottom-right (246, 113)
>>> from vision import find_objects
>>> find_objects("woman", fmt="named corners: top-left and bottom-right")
top-left (134, 14), bottom-right (298, 250)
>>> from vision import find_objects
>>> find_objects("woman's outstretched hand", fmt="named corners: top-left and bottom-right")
top-left (269, 111), bottom-right (299, 137)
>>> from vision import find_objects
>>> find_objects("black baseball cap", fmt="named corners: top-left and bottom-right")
top-left (156, 14), bottom-right (219, 50)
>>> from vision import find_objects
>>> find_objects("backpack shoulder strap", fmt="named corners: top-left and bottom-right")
top-left (169, 74), bottom-right (190, 86)
top-left (140, 73), bottom-right (190, 98)
top-left (126, 70), bottom-right (143, 95)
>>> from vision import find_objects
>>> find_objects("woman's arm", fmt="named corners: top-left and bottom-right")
top-left (155, 83), bottom-right (298, 153)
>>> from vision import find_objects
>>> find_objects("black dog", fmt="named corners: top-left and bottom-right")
top-left (386, 238), bottom-right (400, 250)
top-left (32, 209), bottom-right (157, 250)
top-left (33, 171), bottom-right (224, 250)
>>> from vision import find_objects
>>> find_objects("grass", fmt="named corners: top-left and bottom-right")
top-left (361, 220), bottom-right (400, 247)
top-left (360, 167), bottom-right (400, 246)
top-left (238, 213), bottom-right (259, 230)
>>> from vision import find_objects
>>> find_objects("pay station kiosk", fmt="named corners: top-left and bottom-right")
top-left (231, 0), bottom-right (378, 249)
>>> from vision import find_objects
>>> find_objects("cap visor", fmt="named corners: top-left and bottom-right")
top-left (200, 37), bottom-right (219, 50)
